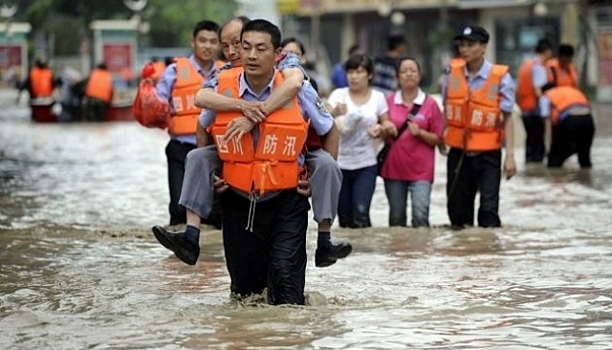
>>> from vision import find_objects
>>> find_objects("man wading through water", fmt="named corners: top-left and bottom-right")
top-left (441, 25), bottom-right (517, 228)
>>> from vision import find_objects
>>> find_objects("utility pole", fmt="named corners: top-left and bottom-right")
top-left (308, 0), bottom-right (322, 65)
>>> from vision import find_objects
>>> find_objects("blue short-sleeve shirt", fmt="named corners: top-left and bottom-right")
top-left (156, 55), bottom-right (217, 144)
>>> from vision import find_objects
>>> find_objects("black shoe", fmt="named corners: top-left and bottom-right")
top-left (151, 226), bottom-right (200, 265)
top-left (315, 242), bottom-right (352, 268)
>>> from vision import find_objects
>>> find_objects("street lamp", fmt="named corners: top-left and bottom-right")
top-left (533, 1), bottom-right (548, 17)
top-left (377, 1), bottom-right (392, 18)
top-left (123, 0), bottom-right (149, 34)
top-left (0, 3), bottom-right (17, 41)
top-left (123, 0), bottom-right (147, 13)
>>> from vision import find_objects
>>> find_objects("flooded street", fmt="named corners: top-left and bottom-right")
top-left (2, 88), bottom-right (612, 349)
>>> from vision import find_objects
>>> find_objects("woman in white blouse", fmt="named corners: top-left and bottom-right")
top-left (326, 54), bottom-right (396, 228)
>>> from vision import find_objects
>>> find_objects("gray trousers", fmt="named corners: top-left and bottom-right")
top-left (178, 146), bottom-right (342, 225)
top-left (307, 148), bottom-right (342, 224)
top-left (178, 145), bottom-right (220, 220)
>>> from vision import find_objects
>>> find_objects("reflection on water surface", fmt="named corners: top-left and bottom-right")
top-left (1, 92), bottom-right (612, 349)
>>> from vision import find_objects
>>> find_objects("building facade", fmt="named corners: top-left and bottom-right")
top-left (278, 0), bottom-right (592, 94)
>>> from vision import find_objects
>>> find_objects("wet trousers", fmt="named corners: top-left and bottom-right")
top-left (547, 114), bottom-right (595, 169)
top-left (221, 189), bottom-right (310, 305)
top-left (384, 179), bottom-right (432, 228)
top-left (338, 164), bottom-right (377, 228)
top-left (165, 139), bottom-right (196, 226)
top-left (446, 148), bottom-right (502, 228)
top-left (82, 97), bottom-right (109, 122)
top-left (522, 114), bottom-right (545, 163)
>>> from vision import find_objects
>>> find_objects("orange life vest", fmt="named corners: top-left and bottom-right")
top-left (546, 58), bottom-right (578, 88)
top-left (516, 58), bottom-right (539, 112)
top-left (85, 68), bottom-right (113, 103)
top-left (29, 67), bottom-right (53, 98)
top-left (544, 86), bottom-right (589, 125)
top-left (449, 57), bottom-right (465, 66)
top-left (444, 61), bottom-right (508, 152)
top-left (169, 58), bottom-right (204, 136)
top-left (211, 69), bottom-right (309, 196)
top-left (150, 61), bottom-right (167, 83)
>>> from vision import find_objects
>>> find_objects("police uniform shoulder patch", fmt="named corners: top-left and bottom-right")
top-left (315, 97), bottom-right (328, 113)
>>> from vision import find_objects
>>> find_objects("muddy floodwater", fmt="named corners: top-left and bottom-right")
top-left (1, 89), bottom-right (612, 349)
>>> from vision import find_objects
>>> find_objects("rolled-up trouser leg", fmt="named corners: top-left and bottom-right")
top-left (306, 149), bottom-right (342, 224)
top-left (178, 145), bottom-right (221, 225)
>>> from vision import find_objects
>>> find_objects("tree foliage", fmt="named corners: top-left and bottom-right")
top-left (145, 0), bottom-right (238, 47)
top-left (6, 0), bottom-right (238, 54)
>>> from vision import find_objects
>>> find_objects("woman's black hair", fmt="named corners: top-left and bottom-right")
top-left (280, 37), bottom-right (306, 56)
top-left (344, 54), bottom-right (374, 76)
top-left (395, 56), bottom-right (421, 76)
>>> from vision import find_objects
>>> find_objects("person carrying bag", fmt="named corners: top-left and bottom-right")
top-left (377, 102), bottom-right (422, 174)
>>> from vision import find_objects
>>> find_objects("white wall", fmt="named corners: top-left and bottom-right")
top-left (236, 0), bottom-right (280, 27)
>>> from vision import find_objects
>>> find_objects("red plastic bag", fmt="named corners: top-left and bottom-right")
top-left (133, 63), bottom-right (171, 129)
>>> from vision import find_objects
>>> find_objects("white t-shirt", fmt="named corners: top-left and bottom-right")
top-left (327, 87), bottom-right (389, 170)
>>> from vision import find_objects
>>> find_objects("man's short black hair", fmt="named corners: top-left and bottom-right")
top-left (535, 38), bottom-right (553, 54)
top-left (193, 20), bottom-right (220, 38)
top-left (241, 19), bottom-right (281, 49)
top-left (558, 44), bottom-right (575, 58)
top-left (387, 35), bottom-right (406, 51)
top-left (348, 43), bottom-right (361, 56)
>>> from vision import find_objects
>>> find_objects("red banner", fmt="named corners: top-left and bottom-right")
top-left (102, 43), bottom-right (132, 74)
top-left (0, 45), bottom-right (23, 85)
top-left (0, 45), bottom-right (22, 70)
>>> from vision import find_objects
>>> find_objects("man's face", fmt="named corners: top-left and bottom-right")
top-left (458, 39), bottom-right (486, 63)
top-left (240, 31), bottom-right (279, 78)
top-left (191, 29), bottom-right (220, 64)
top-left (221, 21), bottom-right (243, 68)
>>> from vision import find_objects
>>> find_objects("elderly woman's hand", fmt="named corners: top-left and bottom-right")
top-left (367, 123), bottom-right (383, 138)
top-left (238, 101), bottom-right (267, 122)
top-left (331, 102), bottom-right (348, 117)
top-left (407, 120), bottom-right (421, 136)
top-left (224, 116), bottom-right (256, 143)
top-left (380, 120), bottom-right (398, 138)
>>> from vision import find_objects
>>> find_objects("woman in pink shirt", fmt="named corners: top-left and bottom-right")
top-left (380, 57), bottom-right (444, 227)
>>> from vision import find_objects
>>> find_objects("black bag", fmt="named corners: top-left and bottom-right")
top-left (377, 101), bottom-right (423, 175)
top-left (376, 143), bottom-right (392, 174)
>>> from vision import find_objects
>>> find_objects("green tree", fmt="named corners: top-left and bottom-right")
top-left (147, 0), bottom-right (238, 47)
top-left (9, 0), bottom-right (238, 55)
